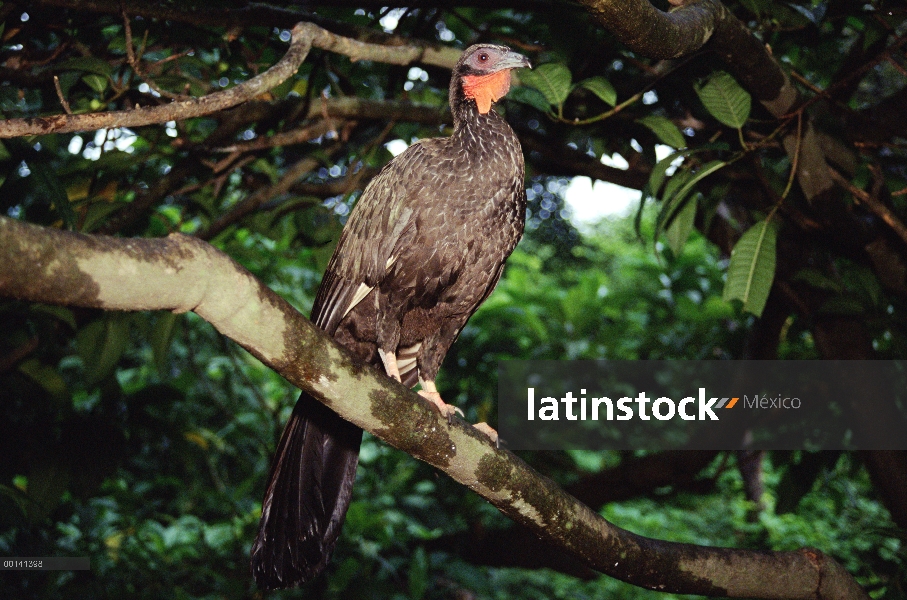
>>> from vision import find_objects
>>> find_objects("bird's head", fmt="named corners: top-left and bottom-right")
top-left (453, 44), bottom-right (531, 115)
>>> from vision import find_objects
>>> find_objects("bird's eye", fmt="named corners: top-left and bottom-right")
top-left (478, 53), bottom-right (489, 62)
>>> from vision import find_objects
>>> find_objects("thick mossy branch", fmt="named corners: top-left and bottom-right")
top-left (0, 216), bottom-right (868, 600)
top-left (577, 0), bottom-right (832, 200)
top-left (578, 0), bottom-right (721, 60)
top-left (577, 0), bottom-right (788, 103)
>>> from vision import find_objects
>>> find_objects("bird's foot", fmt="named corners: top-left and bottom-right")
top-left (379, 349), bottom-right (402, 382)
top-left (418, 389), bottom-right (464, 422)
top-left (473, 422), bottom-right (500, 448)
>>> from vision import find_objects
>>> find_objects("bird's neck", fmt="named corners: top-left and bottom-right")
top-left (460, 70), bottom-right (511, 114)
top-left (449, 74), bottom-right (511, 134)
top-left (450, 93), bottom-right (513, 149)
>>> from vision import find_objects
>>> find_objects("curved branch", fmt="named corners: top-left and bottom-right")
top-left (577, 0), bottom-right (832, 201)
top-left (3, 12), bottom-right (538, 141)
top-left (579, 0), bottom-right (722, 60)
top-left (0, 216), bottom-right (868, 600)
top-left (576, 0), bottom-right (787, 102)
top-left (0, 23), bottom-right (315, 138)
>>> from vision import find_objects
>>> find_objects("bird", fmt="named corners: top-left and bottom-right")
top-left (251, 43), bottom-right (531, 590)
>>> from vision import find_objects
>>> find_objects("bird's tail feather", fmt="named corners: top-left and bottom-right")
top-left (251, 391), bottom-right (362, 590)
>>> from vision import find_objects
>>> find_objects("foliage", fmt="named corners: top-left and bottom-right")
top-left (722, 218), bottom-right (778, 316)
top-left (2, 1), bottom-right (907, 599)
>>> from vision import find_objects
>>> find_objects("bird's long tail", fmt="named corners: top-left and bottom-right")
top-left (251, 391), bottom-right (363, 590)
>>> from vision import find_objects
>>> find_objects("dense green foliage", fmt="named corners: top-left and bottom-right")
top-left (1, 1), bottom-right (906, 598)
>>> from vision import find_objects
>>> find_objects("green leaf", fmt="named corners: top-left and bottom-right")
top-left (667, 159), bottom-right (727, 204)
top-left (4, 138), bottom-right (77, 228)
top-left (29, 304), bottom-right (77, 330)
top-left (818, 296), bottom-right (865, 315)
top-left (645, 143), bottom-right (731, 199)
top-left (637, 115), bottom-right (686, 149)
top-left (738, 0), bottom-right (767, 17)
top-left (57, 56), bottom-right (114, 77)
top-left (648, 152), bottom-right (683, 199)
top-left (578, 76), bottom-right (616, 106)
top-left (655, 160), bottom-right (726, 240)
top-left (508, 86), bottom-right (551, 113)
top-left (81, 201), bottom-right (126, 233)
top-left (407, 546), bottom-right (429, 600)
top-left (633, 195), bottom-right (648, 241)
top-left (82, 74), bottom-right (109, 93)
top-left (792, 269), bottom-right (842, 292)
top-left (76, 314), bottom-right (131, 385)
top-left (665, 194), bottom-right (697, 256)
top-left (850, 265), bottom-right (882, 308)
top-left (519, 63), bottom-right (572, 108)
top-left (18, 359), bottom-right (69, 398)
top-left (53, 71), bottom-right (81, 97)
top-left (29, 155), bottom-right (78, 229)
top-left (723, 219), bottom-right (778, 316)
top-left (151, 312), bottom-right (180, 374)
top-left (695, 71), bottom-right (751, 129)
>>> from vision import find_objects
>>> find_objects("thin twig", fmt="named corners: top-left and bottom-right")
top-left (122, 7), bottom-right (188, 101)
top-left (828, 166), bottom-right (907, 246)
top-left (789, 32), bottom-right (907, 116)
top-left (122, 6), bottom-right (136, 65)
top-left (213, 119), bottom-right (340, 153)
top-left (780, 111), bottom-right (802, 200)
top-left (198, 144), bottom-right (342, 241)
top-left (886, 55), bottom-right (907, 78)
top-left (52, 76), bottom-right (73, 114)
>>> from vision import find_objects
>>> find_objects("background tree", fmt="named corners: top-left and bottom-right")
top-left (1, 0), bottom-right (905, 598)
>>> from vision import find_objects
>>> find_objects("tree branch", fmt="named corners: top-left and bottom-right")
top-left (0, 216), bottom-right (868, 600)
top-left (519, 130), bottom-right (650, 190)
top-left (0, 23), bottom-right (315, 138)
top-left (576, 0), bottom-right (832, 201)
top-left (828, 166), bottom-right (907, 247)
top-left (199, 146), bottom-right (341, 241)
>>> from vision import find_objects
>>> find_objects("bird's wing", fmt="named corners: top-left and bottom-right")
top-left (311, 140), bottom-right (441, 334)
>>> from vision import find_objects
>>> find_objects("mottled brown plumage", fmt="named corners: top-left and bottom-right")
top-left (251, 44), bottom-right (530, 589)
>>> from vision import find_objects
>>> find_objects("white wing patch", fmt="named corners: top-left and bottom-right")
top-left (342, 282), bottom-right (374, 320)
top-left (340, 256), bottom-right (397, 320)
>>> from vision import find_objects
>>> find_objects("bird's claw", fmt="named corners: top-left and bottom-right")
top-left (418, 391), bottom-right (499, 446)
top-left (418, 389), bottom-right (464, 423)
top-left (473, 422), bottom-right (500, 448)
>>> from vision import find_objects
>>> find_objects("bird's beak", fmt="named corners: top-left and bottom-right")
top-left (496, 50), bottom-right (532, 71)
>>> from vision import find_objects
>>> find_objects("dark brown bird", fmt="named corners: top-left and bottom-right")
top-left (251, 44), bottom-right (530, 589)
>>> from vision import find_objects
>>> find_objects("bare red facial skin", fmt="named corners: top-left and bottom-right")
top-left (461, 70), bottom-right (512, 114)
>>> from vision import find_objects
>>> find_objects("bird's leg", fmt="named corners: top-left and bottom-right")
top-left (418, 378), bottom-right (464, 422)
top-left (378, 348), bottom-right (402, 382)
